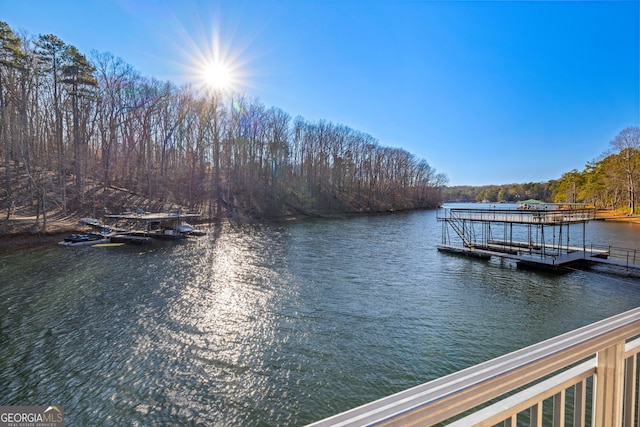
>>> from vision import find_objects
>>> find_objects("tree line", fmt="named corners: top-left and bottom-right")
top-left (0, 22), bottom-right (447, 226)
top-left (552, 127), bottom-right (640, 213)
top-left (444, 182), bottom-right (552, 204)
top-left (443, 127), bottom-right (640, 212)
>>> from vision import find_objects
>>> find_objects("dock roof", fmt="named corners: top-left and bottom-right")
top-left (438, 206), bottom-right (594, 225)
top-left (105, 212), bottom-right (201, 221)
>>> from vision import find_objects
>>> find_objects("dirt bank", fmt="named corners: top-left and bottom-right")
top-left (0, 216), bottom-right (82, 250)
top-left (595, 210), bottom-right (640, 224)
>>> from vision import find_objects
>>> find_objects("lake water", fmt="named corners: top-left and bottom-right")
top-left (1, 207), bottom-right (640, 426)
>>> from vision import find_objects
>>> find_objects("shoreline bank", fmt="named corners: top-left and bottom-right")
top-left (0, 209), bottom-right (399, 250)
top-left (595, 210), bottom-right (640, 223)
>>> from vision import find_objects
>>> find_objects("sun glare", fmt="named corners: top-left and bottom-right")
top-left (202, 61), bottom-right (232, 90)
top-left (165, 7), bottom-right (252, 94)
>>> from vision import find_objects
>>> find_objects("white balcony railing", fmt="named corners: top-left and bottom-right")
top-left (307, 307), bottom-right (640, 427)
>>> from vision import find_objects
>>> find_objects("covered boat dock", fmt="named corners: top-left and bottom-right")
top-left (105, 210), bottom-right (202, 240)
top-left (437, 203), bottom-right (640, 272)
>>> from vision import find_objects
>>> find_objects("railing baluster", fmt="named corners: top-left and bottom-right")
top-left (623, 354), bottom-right (637, 427)
top-left (553, 390), bottom-right (566, 427)
top-left (530, 403), bottom-right (542, 427)
top-left (503, 414), bottom-right (516, 427)
top-left (636, 353), bottom-right (640, 427)
top-left (574, 380), bottom-right (586, 427)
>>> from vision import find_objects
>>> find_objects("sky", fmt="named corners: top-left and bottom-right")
top-left (2, 0), bottom-right (639, 186)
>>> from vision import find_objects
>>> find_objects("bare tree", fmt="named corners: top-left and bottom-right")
top-left (610, 126), bottom-right (640, 214)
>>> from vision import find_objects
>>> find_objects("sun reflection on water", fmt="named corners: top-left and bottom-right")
top-left (125, 225), bottom-right (294, 424)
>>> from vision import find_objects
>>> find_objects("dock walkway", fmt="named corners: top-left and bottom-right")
top-left (438, 243), bottom-right (640, 271)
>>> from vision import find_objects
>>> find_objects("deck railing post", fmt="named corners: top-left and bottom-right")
top-left (594, 341), bottom-right (625, 427)
top-left (627, 251), bottom-right (630, 268)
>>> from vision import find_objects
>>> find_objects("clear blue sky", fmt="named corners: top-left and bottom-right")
top-left (3, 0), bottom-right (639, 186)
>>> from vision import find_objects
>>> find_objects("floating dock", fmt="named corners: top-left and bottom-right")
top-left (437, 203), bottom-right (640, 273)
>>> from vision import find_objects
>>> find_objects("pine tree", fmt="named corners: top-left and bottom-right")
top-left (0, 21), bottom-right (25, 210)
top-left (36, 34), bottom-right (67, 216)
top-left (62, 45), bottom-right (98, 191)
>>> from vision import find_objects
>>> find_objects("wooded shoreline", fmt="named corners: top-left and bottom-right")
top-left (0, 21), bottom-right (445, 231)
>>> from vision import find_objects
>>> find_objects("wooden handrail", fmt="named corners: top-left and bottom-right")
top-left (307, 307), bottom-right (640, 427)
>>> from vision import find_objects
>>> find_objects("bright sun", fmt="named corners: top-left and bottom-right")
top-left (172, 16), bottom-right (247, 93)
top-left (202, 61), bottom-right (232, 90)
